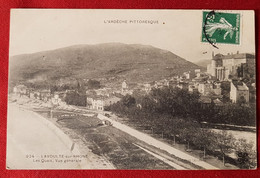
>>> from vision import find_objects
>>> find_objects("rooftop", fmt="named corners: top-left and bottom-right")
top-left (213, 53), bottom-right (255, 60)
top-left (232, 81), bottom-right (249, 91)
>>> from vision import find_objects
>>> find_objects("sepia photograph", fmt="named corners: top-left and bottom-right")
top-left (7, 9), bottom-right (256, 170)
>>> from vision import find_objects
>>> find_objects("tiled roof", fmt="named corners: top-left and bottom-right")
top-left (236, 85), bottom-right (248, 90)
top-left (232, 81), bottom-right (248, 91)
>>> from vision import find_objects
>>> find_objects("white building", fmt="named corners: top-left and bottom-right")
top-left (87, 95), bottom-right (121, 111)
top-left (183, 71), bottom-right (191, 79)
top-left (195, 69), bottom-right (201, 74)
top-left (13, 85), bottom-right (27, 96)
top-left (230, 81), bottom-right (249, 103)
top-left (92, 99), bottom-right (104, 110)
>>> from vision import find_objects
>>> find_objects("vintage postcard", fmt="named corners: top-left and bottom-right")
top-left (7, 9), bottom-right (256, 170)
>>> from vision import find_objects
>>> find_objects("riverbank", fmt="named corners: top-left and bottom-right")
top-left (7, 103), bottom-right (114, 169)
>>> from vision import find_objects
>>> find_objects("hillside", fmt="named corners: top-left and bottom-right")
top-left (9, 43), bottom-right (202, 85)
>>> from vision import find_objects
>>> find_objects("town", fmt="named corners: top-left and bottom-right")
top-left (12, 51), bottom-right (256, 113)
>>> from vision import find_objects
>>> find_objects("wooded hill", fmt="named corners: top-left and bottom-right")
top-left (9, 43), bottom-right (202, 85)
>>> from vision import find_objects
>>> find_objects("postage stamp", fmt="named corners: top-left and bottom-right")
top-left (202, 11), bottom-right (240, 46)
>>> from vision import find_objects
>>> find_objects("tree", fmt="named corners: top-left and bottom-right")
top-left (234, 138), bottom-right (256, 169)
top-left (211, 130), bottom-right (235, 166)
top-left (139, 95), bottom-right (157, 113)
top-left (178, 120), bottom-right (199, 151)
top-left (193, 129), bottom-right (215, 159)
top-left (64, 91), bottom-right (86, 106)
top-left (163, 118), bottom-right (188, 145)
top-left (149, 87), bottom-right (200, 117)
top-left (76, 81), bottom-right (86, 94)
top-left (121, 94), bottom-right (136, 107)
top-left (214, 103), bottom-right (256, 126)
top-left (221, 81), bottom-right (231, 102)
top-left (50, 85), bottom-right (58, 94)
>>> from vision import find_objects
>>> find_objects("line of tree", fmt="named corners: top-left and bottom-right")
top-left (107, 87), bottom-right (256, 168)
top-left (108, 86), bottom-right (256, 126)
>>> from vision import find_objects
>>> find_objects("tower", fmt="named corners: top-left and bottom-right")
top-left (211, 52), bottom-right (217, 77)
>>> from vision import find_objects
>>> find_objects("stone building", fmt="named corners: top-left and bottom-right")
top-left (207, 52), bottom-right (255, 81)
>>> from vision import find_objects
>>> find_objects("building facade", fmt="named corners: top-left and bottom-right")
top-left (230, 81), bottom-right (249, 103)
top-left (86, 95), bottom-right (121, 111)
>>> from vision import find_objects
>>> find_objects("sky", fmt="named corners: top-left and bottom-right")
top-left (9, 9), bottom-right (255, 63)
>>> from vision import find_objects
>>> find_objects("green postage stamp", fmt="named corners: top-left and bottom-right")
top-left (202, 11), bottom-right (240, 45)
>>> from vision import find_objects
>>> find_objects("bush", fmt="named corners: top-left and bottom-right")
top-left (234, 138), bottom-right (257, 169)
top-left (121, 94), bottom-right (136, 107)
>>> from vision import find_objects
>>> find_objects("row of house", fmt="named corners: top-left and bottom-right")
top-left (12, 84), bottom-right (65, 106)
top-left (141, 71), bottom-right (222, 97)
top-left (84, 81), bottom-right (132, 111)
top-left (141, 67), bottom-right (255, 105)
top-left (13, 85), bottom-right (51, 101)
top-left (181, 68), bottom-right (255, 104)
top-left (12, 83), bottom-right (124, 111)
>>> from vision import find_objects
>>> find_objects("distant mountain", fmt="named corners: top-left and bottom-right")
top-left (9, 43), bottom-right (202, 85)
top-left (195, 59), bottom-right (211, 68)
